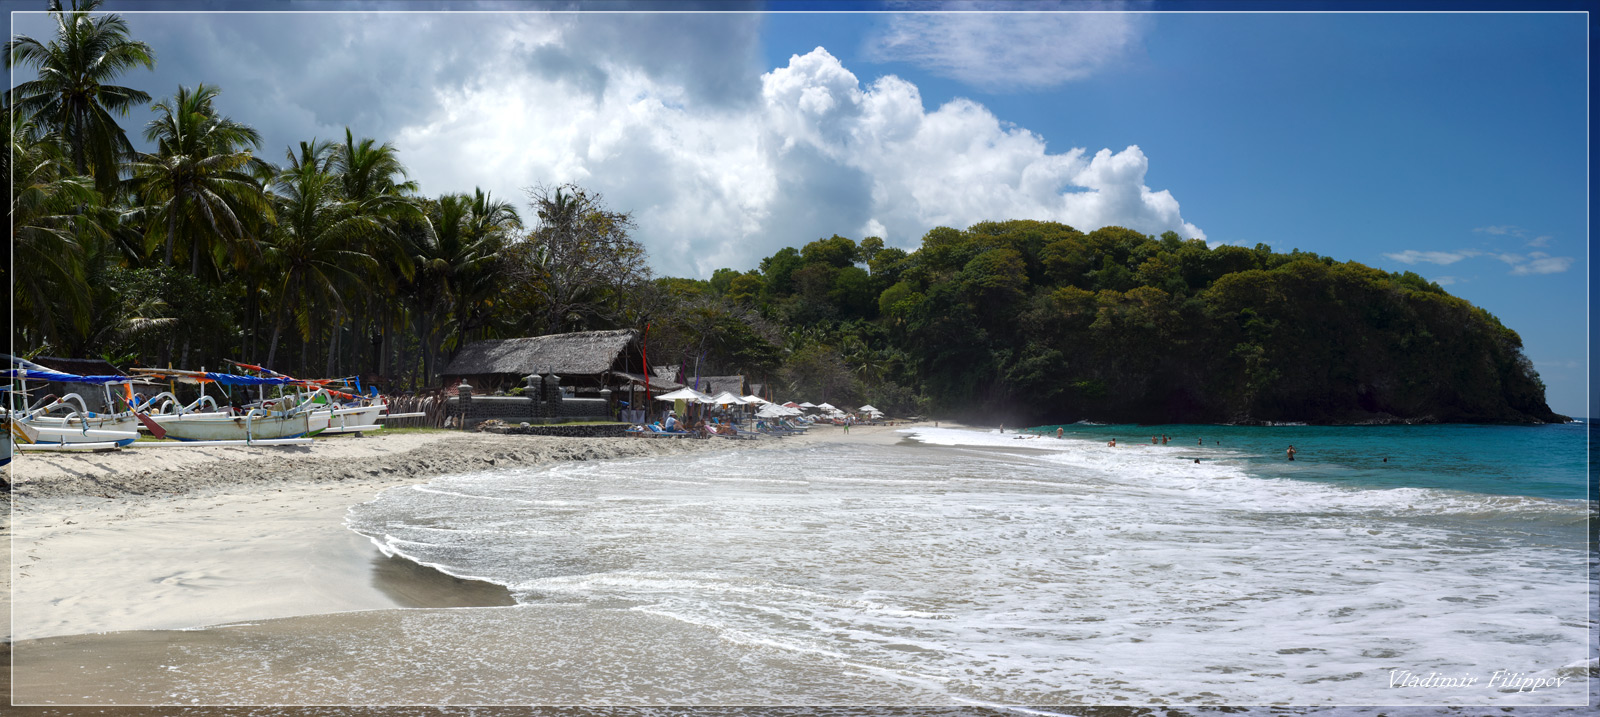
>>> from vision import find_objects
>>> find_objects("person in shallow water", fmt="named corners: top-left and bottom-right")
top-left (1056, 427), bottom-right (1064, 439)
top-left (1108, 438), bottom-right (1117, 447)
top-left (1287, 445), bottom-right (1298, 461)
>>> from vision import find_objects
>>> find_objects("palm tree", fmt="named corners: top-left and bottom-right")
top-left (401, 191), bottom-right (512, 383)
top-left (262, 140), bottom-right (380, 371)
top-left (331, 129), bottom-right (420, 377)
top-left (8, 114), bottom-right (99, 344)
top-left (127, 84), bottom-right (273, 276)
top-left (6, 0), bottom-right (154, 196)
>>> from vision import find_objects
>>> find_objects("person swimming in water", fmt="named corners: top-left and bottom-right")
top-left (1108, 438), bottom-right (1117, 447)
top-left (1287, 445), bottom-right (1297, 461)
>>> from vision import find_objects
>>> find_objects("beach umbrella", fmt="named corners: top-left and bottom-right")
top-left (816, 402), bottom-right (836, 411)
top-left (654, 387), bottom-right (710, 402)
top-left (799, 402), bottom-right (816, 408)
top-left (858, 404), bottom-right (878, 413)
top-left (782, 401), bottom-right (800, 408)
top-left (710, 391), bottom-right (746, 405)
top-left (757, 404), bottom-right (788, 418)
top-left (741, 395), bottom-right (768, 404)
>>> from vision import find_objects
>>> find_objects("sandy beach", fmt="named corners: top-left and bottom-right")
top-left (5, 425), bottom-right (913, 641)
top-left (5, 423), bottom-right (933, 706)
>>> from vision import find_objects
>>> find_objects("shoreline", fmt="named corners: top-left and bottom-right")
top-left (5, 424), bottom-right (918, 643)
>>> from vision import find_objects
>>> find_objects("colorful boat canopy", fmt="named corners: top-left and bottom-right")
top-left (2, 368), bottom-right (136, 385)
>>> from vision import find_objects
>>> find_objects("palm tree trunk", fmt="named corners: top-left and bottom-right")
top-left (325, 315), bottom-right (341, 377)
top-left (164, 200), bottom-right (178, 267)
top-left (266, 299), bottom-right (286, 369)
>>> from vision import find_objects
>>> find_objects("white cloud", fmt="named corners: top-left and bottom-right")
top-left (1385, 246), bottom-right (1574, 277)
top-left (1472, 224), bottom-right (1556, 248)
top-left (1473, 225), bottom-right (1519, 236)
top-left (396, 42), bottom-right (1203, 276)
top-left (1510, 254), bottom-right (1574, 275)
top-left (1382, 249), bottom-right (1480, 265)
top-left (1431, 276), bottom-right (1460, 286)
top-left (864, 5), bottom-right (1144, 92)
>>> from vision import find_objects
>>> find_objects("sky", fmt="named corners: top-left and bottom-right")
top-left (5, 2), bottom-right (1589, 416)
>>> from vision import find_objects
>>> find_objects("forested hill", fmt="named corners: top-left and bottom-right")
top-left (691, 220), bottom-right (1564, 425)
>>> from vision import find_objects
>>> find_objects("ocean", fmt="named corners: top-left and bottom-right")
top-left (344, 424), bottom-right (1592, 706)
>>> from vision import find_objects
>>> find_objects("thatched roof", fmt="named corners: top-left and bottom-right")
top-left (652, 365), bottom-right (682, 382)
top-left (612, 371), bottom-right (683, 392)
top-left (34, 356), bottom-right (123, 376)
top-left (696, 375), bottom-right (746, 397)
top-left (444, 330), bottom-right (636, 377)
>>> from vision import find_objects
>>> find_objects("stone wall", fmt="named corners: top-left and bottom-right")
top-left (445, 378), bottom-right (614, 428)
top-left (475, 423), bottom-right (633, 438)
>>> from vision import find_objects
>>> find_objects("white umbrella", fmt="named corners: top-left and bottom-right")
top-left (710, 391), bottom-right (746, 405)
top-left (816, 402), bottom-right (836, 411)
top-left (757, 404), bottom-right (788, 418)
top-left (655, 387), bottom-right (710, 402)
top-left (798, 402), bottom-right (816, 408)
top-left (741, 395), bottom-right (768, 404)
top-left (857, 404), bottom-right (879, 413)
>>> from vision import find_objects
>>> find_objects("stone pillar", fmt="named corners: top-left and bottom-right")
top-left (599, 388), bottom-right (613, 420)
top-left (456, 380), bottom-right (473, 429)
top-left (531, 372), bottom-right (550, 422)
top-left (545, 373), bottom-right (563, 418)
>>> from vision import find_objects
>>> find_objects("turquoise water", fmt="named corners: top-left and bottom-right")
top-left (1022, 421), bottom-right (1588, 501)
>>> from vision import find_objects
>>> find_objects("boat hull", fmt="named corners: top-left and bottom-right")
top-left (156, 413), bottom-right (311, 441)
top-left (20, 416), bottom-right (140, 446)
top-left (314, 404), bottom-right (385, 435)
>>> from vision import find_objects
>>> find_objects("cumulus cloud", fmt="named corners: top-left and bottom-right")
top-left (864, 4), bottom-right (1144, 91)
top-left (1431, 276), bottom-right (1460, 286)
top-left (14, 13), bottom-right (1199, 277)
top-left (397, 41), bottom-right (1202, 276)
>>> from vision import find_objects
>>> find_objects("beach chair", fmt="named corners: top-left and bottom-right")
top-left (647, 424), bottom-right (694, 438)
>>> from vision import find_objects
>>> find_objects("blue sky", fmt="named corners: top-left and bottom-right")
top-left (5, 3), bottom-right (1588, 415)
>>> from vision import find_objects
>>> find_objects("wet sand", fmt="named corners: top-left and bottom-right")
top-left (5, 424), bottom-right (924, 706)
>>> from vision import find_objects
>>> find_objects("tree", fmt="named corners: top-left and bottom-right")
top-left (128, 84), bottom-right (272, 276)
top-left (522, 183), bottom-right (648, 333)
top-left (8, 114), bottom-right (97, 343)
top-left (6, 0), bottom-right (154, 196)
top-left (263, 139), bottom-right (379, 371)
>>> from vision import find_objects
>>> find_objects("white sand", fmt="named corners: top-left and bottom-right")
top-left (5, 424), bottom-right (918, 642)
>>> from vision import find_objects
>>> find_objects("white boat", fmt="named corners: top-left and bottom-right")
top-left (155, 411), bottom-right (312, 442)
top-left (25, 417), bottom-right (140, 446)
top-left (313, 402), bottom-right (386, 435)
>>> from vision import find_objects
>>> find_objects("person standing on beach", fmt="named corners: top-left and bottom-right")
top-left (1286, 445), bottom-right (1297, 461)
top-left (843, 421), bottom-right (850, 434)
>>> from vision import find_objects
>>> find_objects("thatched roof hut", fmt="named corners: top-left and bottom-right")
top-left (33, 356), bottom-right (124, 376)
top-left (697, 375), bottom-right (748, 397)
top-left (442, 329), bottom-right (645, 391)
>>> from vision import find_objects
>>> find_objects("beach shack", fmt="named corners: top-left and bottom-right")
top-left (440, 329), bottom-right (651, 426)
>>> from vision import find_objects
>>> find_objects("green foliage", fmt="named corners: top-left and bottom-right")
top-left (801, 234), bottom-right (860, 268)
